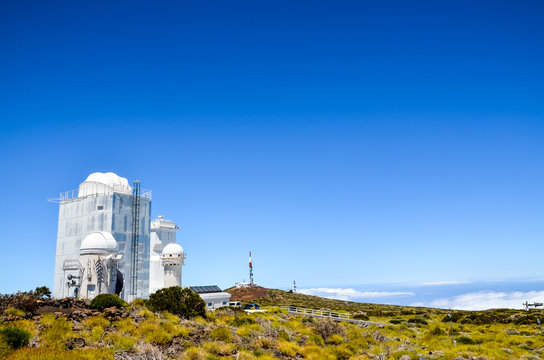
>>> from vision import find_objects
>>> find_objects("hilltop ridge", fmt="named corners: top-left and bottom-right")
top-left (226, 286), bottom-right (544, 324)
top-left (226, 286), bottom-right (441, 316)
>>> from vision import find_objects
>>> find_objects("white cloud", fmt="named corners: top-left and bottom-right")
top-left (420, 280), bottom-right (469, 286)
top-left (299, 287), bottom-right (414, 301)
top-left (410, 302), bottom-right (425, 307)
top-left (427, 290), bottom-right (544, 311)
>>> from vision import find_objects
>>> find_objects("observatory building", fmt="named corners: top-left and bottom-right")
top-left (52, 172), bottom-right (184, 301)
top-left (149, 216), bottom-right (185, 294)
top-left (161, 243), bottom-right (185, 288)
top-left (78, 231), bottom-right (121, 298)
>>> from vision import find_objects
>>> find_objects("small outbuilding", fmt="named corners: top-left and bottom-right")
top-left (190, 285), bottom-right (231, 310)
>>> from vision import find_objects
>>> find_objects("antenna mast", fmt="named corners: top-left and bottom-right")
top-left (249, 251), bottom-right (254, 287)
top-left (293, 280), bottom-right (297, 293)
top-left (130, 180), bottom-right (141, 300)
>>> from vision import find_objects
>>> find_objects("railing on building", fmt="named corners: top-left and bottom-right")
top-left (48, 188), bottom-right (152, 203)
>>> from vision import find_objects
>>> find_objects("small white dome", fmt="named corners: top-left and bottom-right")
top-left (162, 243), bottom-right (184, 256)
top-left (80, 231), bottom-right (117, 255)
top-left (78, 172), bottom-right (132, 197)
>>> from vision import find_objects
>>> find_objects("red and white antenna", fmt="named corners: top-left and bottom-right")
top-left (249, 251), bottom-right (254, 286)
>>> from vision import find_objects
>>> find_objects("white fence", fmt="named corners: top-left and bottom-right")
top-left (281, 306), bottom-right (352, 320)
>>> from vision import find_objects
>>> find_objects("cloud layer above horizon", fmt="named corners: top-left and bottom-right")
top-left (299, 287), bottom-right (414, 301)
top-left (299, 286), bottom-right (544, 311)
top-left (418, 290), bottom-right (544, 311)
top-left (419, 280), bottom-right (469, 286)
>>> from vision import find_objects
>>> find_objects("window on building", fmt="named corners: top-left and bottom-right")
top-left (97, 205), bottom-right (104, 210)
top-left (207, 303), bottom-right (212, 307)
top-left (222, 301), bottom-right (227, 306)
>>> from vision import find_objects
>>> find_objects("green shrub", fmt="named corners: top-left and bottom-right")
top-left (326, 333), bottom-right (344, 345)
top-left (104, 332), bottom-right (136, 350)
top-left (278, 330), bottom-right (290, 341)
top-left (307, 334), bottom-right (324, 346)
top-left (0, 326), bottom-right (31, 349)
top-left (455, 309), bottom-right (516, 325)
top-left (40, 314), bottom-right (73, 349)
top-left (407, 317), bottom-right (428, 325)
top-left (84, 315), bottom-right (110, 329)
top-left (146, 329), bottom-right (172, 345)
top-left (34, 286), bottom-right (51, 299)
top-left (89, 294), bottom-right (126, 311)
top-left (235, 324), bottom-right (261, 337)
top-left (136, 318), bottom-right (173, 345)
top-left (209, 327), bottom-right (232, 342)
top-left (0, 337), bottom-right (10, 359)
top-left (230, 314), bottom-right (256, 327)
top-left (3, 348), bottom-right (113, 360)
top-left (203, 341), bottom-right (235, 356)
top-left (181, 346), bottom-right (207, 360)
top-left (146, 287), bottom-right (206, 319)
top-left (277, 340), bottom-right (300, 357)
top-left (441, 312), bottom-right (463, 323)
top-left (514, 313), bottom-right (542, 325)
top-left (329, 344), bottom-right (353, 359)
top-left (389, 319), bottom-right (404, 324)
top-left (352, 313), bottom-right (369, 321)
top-left (313, 318), bottom-right (344, 339)
top-left (256, 337), bottom-right (274, 349)
top-left (456, 335), bottom-right (477, 345)
top-left (130, 298), bottom-right (146, 308)
top-left (429, 326), bottom-right (445, 336)
top-left (4, 308), bottom-right (25, 316)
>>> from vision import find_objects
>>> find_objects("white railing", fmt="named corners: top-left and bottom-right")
top-left (281, 306), bottom-right (351, 320)
top-left (59, 189), bottom-right (79, 202)
top-left (49, 188), bottom-right (152, 203)
top-left (140, 189), bottom-right (152, 199)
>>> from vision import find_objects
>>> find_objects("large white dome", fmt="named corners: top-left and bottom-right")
top-left (78, 172), bottom-right (132, 197)
top-left (80, 231), bottom-right (117, 255)
top-left (162, 243), bottom-right (184, 257)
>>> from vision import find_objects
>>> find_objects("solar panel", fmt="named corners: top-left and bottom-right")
top-left (190, 285), bottom-right (222, 294)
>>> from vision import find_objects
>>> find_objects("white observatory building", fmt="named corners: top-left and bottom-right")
top-left (52, 172), bottom-right (184, 301)
top-left (149, 216), bottom-right (185, 294)
top-left (161, 243), bottom-right (185, 288)
top-left (78, 232), bottom-right (122, 298)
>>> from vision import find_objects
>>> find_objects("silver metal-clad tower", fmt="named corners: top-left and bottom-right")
top-left (51, 172), bottom-right (151, 301)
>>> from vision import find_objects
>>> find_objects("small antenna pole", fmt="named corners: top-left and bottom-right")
top-left (448, 310), bottom-right (454, 345)
top-left (249, 251), bottom-right (254, 286)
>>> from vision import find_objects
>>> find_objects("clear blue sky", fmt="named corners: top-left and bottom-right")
top-left (1, 1), bottom-right (543, 295)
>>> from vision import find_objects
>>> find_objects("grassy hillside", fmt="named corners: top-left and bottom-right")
top-left (227, 286), bottom-right (544, 323)
top-left (227, 287), bottom-right (443, 316)
top-left (1, 289), bottom-right (544, 359)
